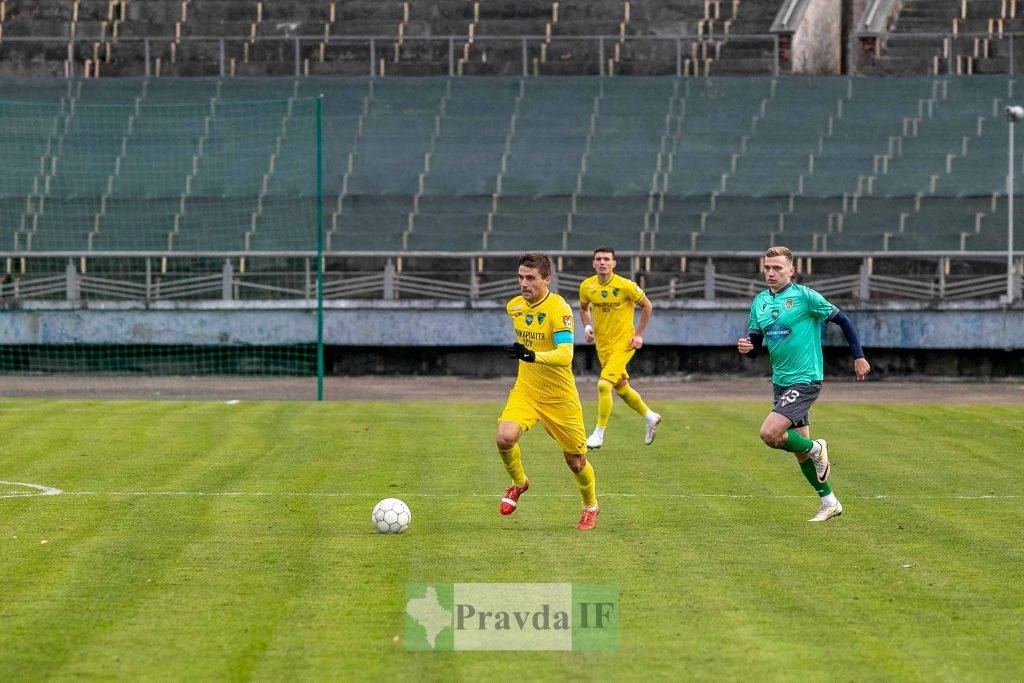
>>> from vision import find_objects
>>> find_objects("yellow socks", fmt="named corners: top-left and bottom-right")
top-left (616, 383), bottom-right (650, 417)
top-left (596, 379), bottom-right (614, 428)
top-left (573, 460), bottom-right (598, 508)
top-left (499, 444), bottom-right (527, 487)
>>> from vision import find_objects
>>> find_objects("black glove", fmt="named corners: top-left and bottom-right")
top-left (506, 342), bottom-right (536, 362)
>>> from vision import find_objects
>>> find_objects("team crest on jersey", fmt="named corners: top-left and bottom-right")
top-left (600, 290), bottom-right (608, 298)
top-left (525, 314), bottom-right (534, 325)
top-left (785, 298), bottom-right (794, 310)
top-left (538, 313), bottom-right (546, 324)
top-left (613, 288), bottom-right (620, 297)
top-left (562, 315), bottom-right (572, 327)
top-left (771, 309), bottom-right (780, 320)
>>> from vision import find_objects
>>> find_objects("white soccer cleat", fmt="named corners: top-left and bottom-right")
top-left (644, 413), bottom-right (662, 445)
top-left (808, 499), bottom-right (843, 522)
top-left (586, 431), bottom-right (604, 449)
top-left (810, 439), bottom-right (830, 482)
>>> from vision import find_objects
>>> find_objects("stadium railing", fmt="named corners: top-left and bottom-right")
top-left (857, 32), bottom-right (1024, 76)
top-left (0, 34), bottom-right (782, 78)
top-left (1, 252), bottom-right (1020, 304)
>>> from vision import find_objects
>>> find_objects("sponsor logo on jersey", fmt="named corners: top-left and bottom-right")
top-left (516, 329), bottom-right (546, 342)
top-left (764, 324), bottom-right (791, 339)
top-left (785, 298), bottom-right (794, 310)
top-left (525, 314), bottom-right (534, 325)
top-left (510, 304), bottom-right (524, 312)
top-left (538, 313), bottom-right (546, 324)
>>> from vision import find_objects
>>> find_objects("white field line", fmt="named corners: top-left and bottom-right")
top-left (16, 490), bottom-right (1022, 501)
top-left (0, 480), bottom-right (64, 499)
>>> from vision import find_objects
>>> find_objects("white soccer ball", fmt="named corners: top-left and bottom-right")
top-left (372, 498), bottom-right (411, 534)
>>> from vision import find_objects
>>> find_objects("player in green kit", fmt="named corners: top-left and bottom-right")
top-left (738, 246), bottom-right (871, 522)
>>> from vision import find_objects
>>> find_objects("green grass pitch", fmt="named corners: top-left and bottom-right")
top-left (0, 398), bottom-right (1021, 679)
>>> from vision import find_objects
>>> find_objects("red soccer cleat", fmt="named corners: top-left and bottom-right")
top-left (575, 506), bottom-right (599, 530)
top-left (499, 478), bottom-right (529, 515)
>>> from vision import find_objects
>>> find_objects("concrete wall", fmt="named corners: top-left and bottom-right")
top-left (847, 0), bottom-right (870, 73)
top-left (1, 302), bottom-right (1021, 350)
top-left (792, 0), bottom-right (842, 74)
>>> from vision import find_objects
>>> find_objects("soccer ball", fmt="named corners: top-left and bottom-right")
top-left (372, 498), bottom-right (411, 534)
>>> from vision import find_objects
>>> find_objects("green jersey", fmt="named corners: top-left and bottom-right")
top-left (747, 282), bottom-right (835, 387)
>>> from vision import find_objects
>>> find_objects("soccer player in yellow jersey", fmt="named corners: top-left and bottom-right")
top-left (579, 247), bottom-right (661, 449)
top-left (496, 252), bottom-right (599, 530)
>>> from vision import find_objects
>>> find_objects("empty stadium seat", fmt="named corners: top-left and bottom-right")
top-left (2, 74), bottom-right (1021, 255)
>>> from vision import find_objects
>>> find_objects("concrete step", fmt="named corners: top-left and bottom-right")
top-left (858, 56), bottom-right (935, 76)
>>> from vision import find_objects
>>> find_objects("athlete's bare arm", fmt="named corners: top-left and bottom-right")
top-left (631, 296), bottom-right (652, 349)
top-left (579, 301), bottom-right (594, 342)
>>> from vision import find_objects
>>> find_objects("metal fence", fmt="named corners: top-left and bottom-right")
top-left (12, 31), bottom-right (1024, 79)
top-left (859, 31), bottom-right (1024, 75)
top-left (0, 34), bottom-right (781, 78)
top-left (1, 252), bottom-right (1020, 305)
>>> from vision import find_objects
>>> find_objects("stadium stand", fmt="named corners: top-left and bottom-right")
top-left (0, 0), bottom-right (779, 78)
top-left (859, 0), bottom-right (1024, 76)
top-left (0, 74), bottom-right (1019, 255)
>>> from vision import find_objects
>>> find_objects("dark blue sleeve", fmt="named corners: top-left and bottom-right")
top-left (827, 309), bottom-right (865, 359)
top-left (745, 331), bottom-right (764, 359)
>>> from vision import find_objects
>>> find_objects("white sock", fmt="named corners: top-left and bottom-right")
top-left (645, 410), bottom-right (658, 422)
top-left (821, 492), bottom-right (838, 506)
top-left (592, 426), bottom-right (605, 438)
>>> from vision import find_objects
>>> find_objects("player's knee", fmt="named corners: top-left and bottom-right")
top-left (759, 426), bottom-right (785, 448)
top-left (613, 378), bottom-right (628, 390)
top-left (495, 427), bottom-right (519, 451)
top-left (564, 453), bottom-right (586, 473)
top-left (496, 435), bottom-right (516, 451)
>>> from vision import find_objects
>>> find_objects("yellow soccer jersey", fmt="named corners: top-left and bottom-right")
top-left (579, 273), bottom-right (645, 353)
top-left (506, 292), bottom-right (579, 402)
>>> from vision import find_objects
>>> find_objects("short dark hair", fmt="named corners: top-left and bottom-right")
top-left (518, 252), bottom-right (552, 278)
top-left (593, 247), bottom-right (616, 258)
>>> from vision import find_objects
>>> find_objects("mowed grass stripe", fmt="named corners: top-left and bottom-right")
top-left (1, 478), bottom-right (227, 675)
top-left (860, 406), bottom-right (1023, 483)
top-left (0, 402), bottom-right (300, 677)
top-left (0, 402), bottom-right (232, 648)
top-left (1, 403), bottom-right (292, 675)
top-left (0, 399), bottom-right (1021, 680)
top-left (50, 407), bottom-right (313, 677)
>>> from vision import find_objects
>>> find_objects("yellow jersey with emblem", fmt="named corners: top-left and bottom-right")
top-left (506, 291), bottom-right (579, 402)
top-left (579, 273), bottom-right (645, 353)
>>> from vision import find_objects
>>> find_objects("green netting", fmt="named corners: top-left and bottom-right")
top-left (34, 73), bottom-right (999, 256)
top-left (1, 75), bottom-right (1022, 395)
top-left (0, 96), bottom-right (320, 252)
top-left (0, 345), bottom-right (317, 374)
top-left (0, 85), bottom-right (324, 397)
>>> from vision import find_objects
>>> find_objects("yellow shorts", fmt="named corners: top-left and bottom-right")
top-left (499, 387), bottom-right (587, 456)
top-left (597, 347), bottom-right (635, 384)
